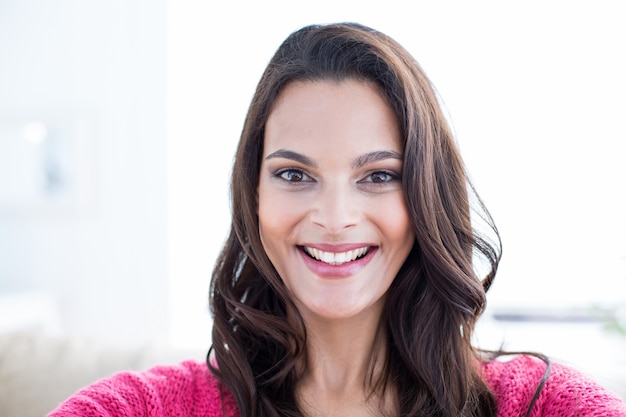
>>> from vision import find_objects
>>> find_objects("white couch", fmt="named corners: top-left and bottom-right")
top-left (0, 331), bottom-right (205, 417)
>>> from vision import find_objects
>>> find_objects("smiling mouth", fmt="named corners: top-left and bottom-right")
top-left (301, 246), bottom-right (371, 266)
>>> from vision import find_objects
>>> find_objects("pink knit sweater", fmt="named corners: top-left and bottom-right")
top-left (48, 355), bottom-right (626, 416)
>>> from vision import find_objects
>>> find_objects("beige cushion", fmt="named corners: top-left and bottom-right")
top-left (0, 331), bottom-right (205, 417)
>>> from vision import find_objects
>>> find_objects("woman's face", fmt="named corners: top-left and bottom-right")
top-left (258, 79), bottom-right (414, 324)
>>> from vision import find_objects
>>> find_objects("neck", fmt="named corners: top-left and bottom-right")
top-left (318, 318), bottom-right (386, 378)
top-left (295, 309), bottom-right (392, 416)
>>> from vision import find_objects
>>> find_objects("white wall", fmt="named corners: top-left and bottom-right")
top-left (0, 0), bottom-right (168, 346)
top-left (1, 0), bottom-right (624, 364)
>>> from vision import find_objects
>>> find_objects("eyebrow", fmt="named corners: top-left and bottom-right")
top-left (264, 149), bottom-right (402, 169)
top-left (351, 150), bottom-right (402, 169)
top-left (264, 149), bottom-right (317, 167)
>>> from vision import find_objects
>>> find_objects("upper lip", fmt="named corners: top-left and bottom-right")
top-left (299, 243), bottom-right (375, 252)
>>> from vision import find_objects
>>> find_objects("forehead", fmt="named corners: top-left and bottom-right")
top-left (264, 79), bottom-right (402, 155)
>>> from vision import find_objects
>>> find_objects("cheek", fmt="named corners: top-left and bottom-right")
top-left (373, 194), bottom-right (414, 242)
top-left (258, 188), bottom-right (281, 246)
top-left (373, 199), bottom-right (415, 268)
top-left (257, 183), bottom-right (303, 252)
top-left (257, 185), bottom-right (309, 287)
top-left (390, 210), bottom-right (413, 241)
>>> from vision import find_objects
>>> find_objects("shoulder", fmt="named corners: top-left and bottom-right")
top-left (482, 354), bottom-right (626, 417)
top-left (48, 359), bottom-right (239, 417)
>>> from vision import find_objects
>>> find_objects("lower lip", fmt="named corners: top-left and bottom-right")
top-left (299, 247), bottom-right (378, 278)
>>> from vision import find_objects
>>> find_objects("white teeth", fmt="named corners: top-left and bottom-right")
top-left (335, 252), bottom-right (347, 264)
top-left (304, 246), bottom-right (369, 265)
top-left (321, 251), bottom-right (335, 264)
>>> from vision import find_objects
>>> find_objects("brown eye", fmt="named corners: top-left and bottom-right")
top-left (370, 172), bottom-right (391, 183)
top-left (277, 169), bottom-right (312, 183)
top-left (367, 171), bottom-right (398, 183)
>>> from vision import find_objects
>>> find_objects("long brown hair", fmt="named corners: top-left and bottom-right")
top-left (209, 22), bottom-right (502, 417)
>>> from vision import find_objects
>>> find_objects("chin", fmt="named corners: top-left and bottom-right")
top-left (298, 299), bottom-right (382, 323)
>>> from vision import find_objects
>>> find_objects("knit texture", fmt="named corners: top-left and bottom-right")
top-left (48, 355), bottom-right (626, 416)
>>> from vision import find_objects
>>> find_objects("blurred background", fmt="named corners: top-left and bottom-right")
top-left (1, 0), bottom-right (625, 410)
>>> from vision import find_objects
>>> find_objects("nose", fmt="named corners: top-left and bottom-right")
top-left (309, 182), bottom-right (360, 234)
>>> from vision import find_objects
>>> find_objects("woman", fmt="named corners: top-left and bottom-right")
top-left (49, 22), bottom-right (626, 417)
